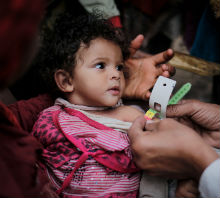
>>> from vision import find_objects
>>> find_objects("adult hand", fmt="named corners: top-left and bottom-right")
top-left (123, 34), bottom-right (175, 100)
top-left (175, 179), bottom-right (199, 198)
top-left (167, 100), bottom-right (220, 148)
top-left (41, 182), bottom-right (59, 198)
top-left (128, 116), bottom-right (219, 180)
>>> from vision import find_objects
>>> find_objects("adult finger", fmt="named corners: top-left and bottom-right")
top-left (161, 63), bottom-right (176, 77)
top-left (166, 99), bottom-right (196, 117)
top-left (176, 191), bottom-right (198, 198)
top-left (128, 116), bottom-right (146, 142)
top-left (176, 180), bottom-right (199, 198)
top-left (167, 100), bottom-right (220, 131)
top-left (201, 131), bottom-right (220, 148)
top-left (144, 120), bottom-right (160, 132)
top-left (129, 34), bottom-right (144, 57)
top-left (151, 49), bottom-right (174, 65)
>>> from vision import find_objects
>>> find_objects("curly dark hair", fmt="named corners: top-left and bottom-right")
top-left (35, 12), bottom-right (130, 98)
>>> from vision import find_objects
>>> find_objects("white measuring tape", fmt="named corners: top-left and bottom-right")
top-left (145, 76), bottom-right (191, 120)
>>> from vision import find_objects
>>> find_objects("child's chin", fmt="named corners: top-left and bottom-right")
top-left (108, 101), bottom-right (121, 107)
top-left (100, 101), bottom-right (118, 107)
top-left (100, 97), bottom-right (121, 107)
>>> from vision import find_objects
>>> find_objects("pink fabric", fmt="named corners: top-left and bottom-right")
top-left (32, 105), bottom-right (140, 197)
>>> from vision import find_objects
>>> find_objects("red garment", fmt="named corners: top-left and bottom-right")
top-left (8, 94), bottom-right (53, 132)
top-left (0, 102), bottom-right (44, 197)
top-left (0, 0), bottom-right (49, 196)
top-left (0, 0), bottom-right (45, 86)
top-left (108, 16), bottom-right (123, 28)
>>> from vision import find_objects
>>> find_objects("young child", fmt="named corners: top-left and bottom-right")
top-left (32, 12), bottom-right (201, 198)
top-left (32, 13), bottom-right (144, 197)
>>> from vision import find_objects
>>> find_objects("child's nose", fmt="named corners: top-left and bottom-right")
top-left (110, 68), bottom-right (120, 80)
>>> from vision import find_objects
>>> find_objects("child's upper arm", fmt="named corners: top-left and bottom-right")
top-left (117, 105), bottom-right (144, 122)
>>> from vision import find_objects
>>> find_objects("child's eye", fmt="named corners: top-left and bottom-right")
top-left (116, 64), bottom-right (124, 71)
top-left (95, 63), bottom-right (105, 69)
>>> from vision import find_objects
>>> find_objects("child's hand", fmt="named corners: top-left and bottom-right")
top-left (175, 179), bottom-right (199, 198)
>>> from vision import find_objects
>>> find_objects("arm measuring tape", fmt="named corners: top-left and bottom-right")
top-left (144, 76), bottom-right (191, 120)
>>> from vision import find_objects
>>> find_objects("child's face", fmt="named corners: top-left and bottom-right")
top-left (69, 37), bottom-right (125, 107)
top-left (69, 38), bottom-right (125, 106)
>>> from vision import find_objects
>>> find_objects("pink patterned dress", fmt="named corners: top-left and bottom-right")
top-left (32, 100), bottom-right (140, 197)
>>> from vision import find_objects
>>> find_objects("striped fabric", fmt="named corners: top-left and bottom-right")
top-left (32, 104), bottom-right (140, 197)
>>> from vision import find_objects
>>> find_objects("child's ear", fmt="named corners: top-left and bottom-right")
top-left (54, 69), bottom-right (74, 92)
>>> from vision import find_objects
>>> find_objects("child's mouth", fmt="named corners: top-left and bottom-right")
top-left (108, 86), bottom-right (120, 95)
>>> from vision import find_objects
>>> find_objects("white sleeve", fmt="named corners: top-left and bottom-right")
top-left (199, 158), bottom-right (220, 198)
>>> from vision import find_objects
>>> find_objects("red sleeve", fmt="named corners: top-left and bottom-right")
top-left (8, 94), bottom-right (54, 132)
top-left (108, 16), bottom-right (122, 28)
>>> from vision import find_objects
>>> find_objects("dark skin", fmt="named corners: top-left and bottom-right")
top-left (167, 99), bottom-right (220, 148)
top-left (167, 100), bottom-right (220, 198)
top-left (128, 99), bottom-right (219, 197)
top-left (128, 101), bottom-right (220, 181)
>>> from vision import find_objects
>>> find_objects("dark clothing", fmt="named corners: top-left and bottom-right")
top-left (190, 5), bottom-right (220, 104)
top-left (0, 94), bottom-right (53, 197)
top-left (0, 102), bottom-right (42, 197)
top-left (8, 94), bottom-right (53, 132)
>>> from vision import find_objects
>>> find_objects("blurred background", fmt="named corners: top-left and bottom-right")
top-left (118, 0), bottom-right (219, 103)
top-left (0, 0), bottom-right (219, 104)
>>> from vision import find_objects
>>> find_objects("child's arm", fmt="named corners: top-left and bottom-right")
top-left (116, 105), bottom-right (144, 122)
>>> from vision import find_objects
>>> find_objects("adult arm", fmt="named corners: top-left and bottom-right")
top-left (8, 94), bottom-right (53, 132)
top-left (128, 100), bottom-right (220, 197)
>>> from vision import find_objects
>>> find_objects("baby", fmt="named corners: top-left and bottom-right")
top-left (32, 13), bottom-right (143, 197)
top-left (31, 11), bottom-right (202, 198)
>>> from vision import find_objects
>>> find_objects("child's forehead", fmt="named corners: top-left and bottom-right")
top-left (79, 37), bottom-right (121, 52)
top-left (75, 38), bottom-right (123, 64)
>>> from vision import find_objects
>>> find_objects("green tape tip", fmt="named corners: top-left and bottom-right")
top-left (168, 82), bottom-right (191, 105)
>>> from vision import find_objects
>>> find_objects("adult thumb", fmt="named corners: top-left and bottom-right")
top-left (128, 116), bottom-right (146, 141)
